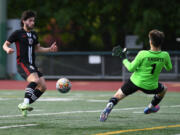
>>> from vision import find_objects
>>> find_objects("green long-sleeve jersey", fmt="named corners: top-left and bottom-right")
top-left (123, 50), bottom-right (172, 90)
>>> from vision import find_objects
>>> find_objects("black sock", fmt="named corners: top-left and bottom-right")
top-left (29, 89), bottom-right (44, 104)
top-left (34, 89), bottom-right (43, 97)
top-left (24, 82), bottom-right (38, 104)
top-left (109, 97), bottom-right (118, 106)
top-left (151, 95), bottom-right (163, 106)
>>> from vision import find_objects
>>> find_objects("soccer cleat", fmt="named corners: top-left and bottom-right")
top-left (100, 102), bottom-right (113, 122)
top-left (18, 103), bottom-right (33, 117)
top-left (144, 105), bottom-right (160, 114)
top-left (21, 109), bottom-right (27, 117)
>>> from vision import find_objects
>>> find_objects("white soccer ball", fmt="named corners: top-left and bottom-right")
top-left (56, 78), bottom-right (71, 93)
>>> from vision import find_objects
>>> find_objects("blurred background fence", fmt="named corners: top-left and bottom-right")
top-left (36, 51), bottom-right (180, 81)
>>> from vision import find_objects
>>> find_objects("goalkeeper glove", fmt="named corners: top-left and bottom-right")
top-left (112, 45), bottom-right (128, 60)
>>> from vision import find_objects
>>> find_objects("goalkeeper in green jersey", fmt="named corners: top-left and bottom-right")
top-left (100, 29), bottom-right (172, 122)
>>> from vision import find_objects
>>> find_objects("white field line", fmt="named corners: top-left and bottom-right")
top-left (38, 98), bottom-right (75, 101)
top-left (0, 97), bottom-right (108, 102)
top-left (133, 111), bottom-right (144, 114)
top-left (171, 105), bottom-right (180, 108)
top-left (0, 107), bottom-right (145, 118)
top-left (0, 124), bottom-right (38, 129)
top-left (87, 99), bottom-right (107, 102)
top-left (33, 109), bottom-right (44, 112)
top-left (0, 105), bottom-right (180, 118)
top-left (0, 98), bottom-right (21, 101)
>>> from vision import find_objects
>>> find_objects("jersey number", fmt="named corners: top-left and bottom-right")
top-left (151, 64), bottom-right (156, 74)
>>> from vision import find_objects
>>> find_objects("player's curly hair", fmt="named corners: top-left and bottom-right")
top-left (149, 30), bottom-right (165, 47)
top-left (21, 10), bottom-right (36, 27)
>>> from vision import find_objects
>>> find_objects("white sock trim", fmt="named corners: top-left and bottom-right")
top-left (23, 98), bottom-right (30, 104)
top-left (148, 103), bottom-right (154, 108)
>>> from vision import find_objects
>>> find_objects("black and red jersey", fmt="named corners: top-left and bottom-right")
top-left (7, 28), bottom-right (39, 65)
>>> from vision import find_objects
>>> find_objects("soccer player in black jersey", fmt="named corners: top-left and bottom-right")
top-left (3, 10), bottom-right (57, 117)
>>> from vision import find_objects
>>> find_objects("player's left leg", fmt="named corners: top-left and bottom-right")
top-left (27, 70), bottom-right (47, 104)
top-left (144, 83), bottom-right (167, 114)
top-left (32, 76), bottom-right (47, 103)
top-left (36, 76), bottom-right (47, 92)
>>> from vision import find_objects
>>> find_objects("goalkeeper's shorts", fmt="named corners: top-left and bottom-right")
top-left (121, 79), bottom-right (165, 96)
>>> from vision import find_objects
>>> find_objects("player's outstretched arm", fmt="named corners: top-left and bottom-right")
top-left (123, 51), bottom-right (142, 72)
top-left (2, 41), bottom-right (15, 54)
top-left (35, 42), bottom-right (58, 53)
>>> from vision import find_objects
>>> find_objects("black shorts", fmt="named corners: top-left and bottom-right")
top-left (121, 79), bottom-right (165, 96)
top-left (17, 62), bottom-right (43, 80)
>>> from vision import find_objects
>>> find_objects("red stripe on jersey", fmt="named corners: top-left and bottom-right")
top-left (15, 41), bottom-right (20, 64)
top-left (20, 63), bottom-right (30, 76)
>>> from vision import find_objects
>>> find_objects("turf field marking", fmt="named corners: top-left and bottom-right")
top-left (0, 106), bottom-right (145, 118)
top-left (38, 98), bottom-right (75, 101)
top-left (0, 124), bottom-right (38, 129)
top-left (87, 99), bottom-right (107, 102)
top-left (0, 97), bottom-right (21, 101)
top-left (93, 124), bottom-right (180, 135)
top-left (171, 105), bottom-right (180, 108)
top-left (33, 109), bottom-right (44, 112)
top-left (0, 97), bottom-right (107, 102)
top-left (0, 104), bottom-right (180, 118)
top-left (132, 111), bottom-right (143, 114)
top-left (0, 98), bottom-right (18, 101)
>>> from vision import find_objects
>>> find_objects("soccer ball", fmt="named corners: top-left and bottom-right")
top-left (56, 78), bottom-right (71, 93)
